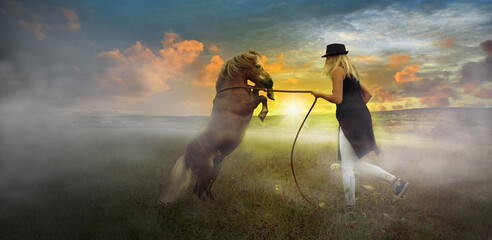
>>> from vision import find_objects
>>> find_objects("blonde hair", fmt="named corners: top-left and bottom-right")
top-left (220, 50), bottom-right (262, 79)
top-left (322, 54), bottom-right (361, 82)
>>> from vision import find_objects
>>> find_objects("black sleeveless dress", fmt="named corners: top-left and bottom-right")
top-left (336, 75), bottom-right (380, 160)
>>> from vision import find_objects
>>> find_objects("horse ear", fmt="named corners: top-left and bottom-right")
top-left (248, 49), bottom-right (261, 57)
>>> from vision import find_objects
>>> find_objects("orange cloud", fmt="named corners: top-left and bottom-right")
top-left (387, 54), bottom-right (410, 68)
top-left (18, 20), bottom-right (45, 39)
top-left (95, 32), bottom-right (204, 101)
top-left (193, 55), bottom-right (224, 86)
top-left (461, 83), bottom-right (477, 94)
top-left (61, 8), bottom-right (80, 31)
top-left (394, 65), bottom-right (422, 83)
top-left (209, 43), bottom-right (220, 52)
top-left (437, 37), bottom-right (454, 49)
top-left (371, 84), bottom-right (397, 102)
top-left (262, 53), bottom-right (285, 74)
top-left (96, 49), bottom-right (126, 61)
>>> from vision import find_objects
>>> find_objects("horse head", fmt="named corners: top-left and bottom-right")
top-left (244, 50), bottom-right (275, 100)
top-left (220, 50), bottom-right (275, 100)
top-left (243, 50), bottom-right (275, 100)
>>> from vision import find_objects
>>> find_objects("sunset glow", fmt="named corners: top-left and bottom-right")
top-left (1, 0), bottom-right (491, 116)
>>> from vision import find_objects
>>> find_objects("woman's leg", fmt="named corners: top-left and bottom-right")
top-left (353, 160), bottom-right (396, 184)
top-left (339, 129), bottom-right (356, 207)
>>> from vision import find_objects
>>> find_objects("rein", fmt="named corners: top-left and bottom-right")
top-left (216, 85), bottom-right (313, 94)
top-left (218, 85), bottom-right (320, 208)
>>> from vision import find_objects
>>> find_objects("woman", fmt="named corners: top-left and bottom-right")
top-left (311, 43), bottom-right (409, 209)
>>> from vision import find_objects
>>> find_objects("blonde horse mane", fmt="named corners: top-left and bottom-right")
top-left (220, 50), bottom-right (262, 79)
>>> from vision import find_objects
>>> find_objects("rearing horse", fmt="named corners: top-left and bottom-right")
top-left (160, 50), bottom-right (274, 203)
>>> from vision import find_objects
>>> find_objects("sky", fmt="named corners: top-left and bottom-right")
top-left (1, 0), bottom-right (492, 116)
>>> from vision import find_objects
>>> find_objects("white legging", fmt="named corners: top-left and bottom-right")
top-left (340, 128), bottom-right (396, 206)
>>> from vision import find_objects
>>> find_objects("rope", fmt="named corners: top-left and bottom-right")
top-left (216, 85), bottom-right (313, 94)
top-left (217, 84), bottom-right (320, 208)
top-left (248, 85), bottom-right (321, 208)
top-left (247, 85), bottom-right (312, 93)
top-left (290, 97), bottom-right (319, 208)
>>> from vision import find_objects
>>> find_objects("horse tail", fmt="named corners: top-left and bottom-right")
top-left (160, 154), bottom-right (191, 204)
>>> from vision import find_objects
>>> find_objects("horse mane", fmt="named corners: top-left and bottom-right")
top-left (219, 50), bottom-right (262, 79)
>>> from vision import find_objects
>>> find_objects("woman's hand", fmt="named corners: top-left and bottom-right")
top-left (311, 90), bottom-right (322, 98)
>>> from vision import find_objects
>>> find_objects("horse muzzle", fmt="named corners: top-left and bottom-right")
top-left (267, 90), bottom-right (275, 100)
top-left (263, 78), bottom-right (275, 100)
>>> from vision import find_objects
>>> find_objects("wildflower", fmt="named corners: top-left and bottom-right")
top-left (362, 184), bottom-right (375, 191)
top-left (330, 163), bottom-right (340, 170)
top-left (318, 202), bottom-right (325, 208)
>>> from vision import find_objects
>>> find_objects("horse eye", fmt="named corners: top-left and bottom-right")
top-left (256, 65), bottom-right (261, 69)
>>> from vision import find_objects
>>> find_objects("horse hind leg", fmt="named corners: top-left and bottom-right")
top-left (187, 137), bottom-right (218, 201)
top-left (193, 154), bottom-right (223, 201)
top-left (209, 152), bottom-right (225, 188)
top-left (197, 144), bottom-right (237, 201)
top-left (207, 142), bottom-right (239, 197)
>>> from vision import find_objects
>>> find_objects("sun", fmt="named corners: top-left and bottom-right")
top-left (274, 95), bottom-right (310, 118)
top-left (285, 100), bottom-right (304, 117)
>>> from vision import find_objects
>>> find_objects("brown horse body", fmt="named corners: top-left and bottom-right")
top-left (161, 50), bottom-right (274, 203)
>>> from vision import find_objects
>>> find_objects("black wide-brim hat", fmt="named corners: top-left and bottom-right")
top-left (321, 43), bottom-right (349, 58)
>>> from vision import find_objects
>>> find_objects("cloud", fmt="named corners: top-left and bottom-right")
top-left (1, 1), bottom-right (48, 39)
top-left (460, 59), bottom-right (492, 85)
top-left (397, 76), bottom-right (459, 107)
top-left (394, 65), bottom-right (422, 83)
top-left (61, 8), bottom-right (80, 31)
top-left (353, 55), bottom-right (381, 64)
top-left (192, 55), bottom-right (224, 87)
top-left (419, 96), bottom-right (451, 107)
top-left (460, 40), bottom-right (492, 98)
top-left (368, 104), bottom-right (387, 111)
top-left (262, 53), bottom-right (285, 74)
top-left (480, 40), bottom-right (492, 56)
top-left (473, 84), bottom-right (492, 99)
top-left (18, 20), bottom-right (45, 39)
top-left (436, 37), bottom-right (454, 49)
top-left (371, 84), bottom-right (397, 103)
top-left (95, 32), bottom-right (204, 101)
top-left (209, 43), bottom-right (220, 52)
top-left (387, 54), bottom-right (411, 68)
top-left (0, 0), bottom-right (24, 16)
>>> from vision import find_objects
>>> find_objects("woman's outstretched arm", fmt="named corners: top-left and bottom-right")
top-left (312, 67), bottom-right (345, 104)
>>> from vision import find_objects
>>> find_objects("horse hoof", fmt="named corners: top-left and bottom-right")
top-left (206, 191), bottom-right (216, 201)
top-left (258, 113), bottom-right (266, 122)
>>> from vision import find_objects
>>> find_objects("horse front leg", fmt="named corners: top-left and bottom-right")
top-left (255, 95), bottom-right (268, 122)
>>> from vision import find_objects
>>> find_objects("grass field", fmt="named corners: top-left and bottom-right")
top-left (0, 108), bottom-right (491, 239)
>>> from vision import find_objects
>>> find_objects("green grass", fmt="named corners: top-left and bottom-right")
top-left (1, 124), bottom-right (490, 239)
